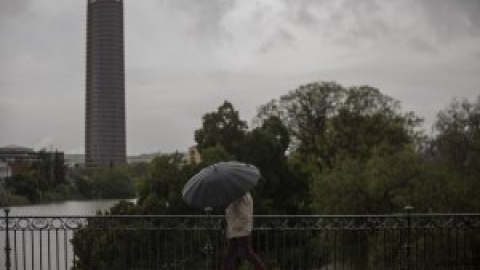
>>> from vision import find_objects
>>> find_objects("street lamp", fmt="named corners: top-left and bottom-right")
top-left (1, 183), bottom-right (12, 270)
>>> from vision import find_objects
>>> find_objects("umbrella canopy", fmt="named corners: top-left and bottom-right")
top-left (182, 161), bottom-right (260, 210)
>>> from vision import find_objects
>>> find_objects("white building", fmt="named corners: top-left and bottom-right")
top-left (0, 161), bottom-right (11, 182)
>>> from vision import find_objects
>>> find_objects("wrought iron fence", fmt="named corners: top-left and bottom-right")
top-left (1, 209), bottom-right (480, 270)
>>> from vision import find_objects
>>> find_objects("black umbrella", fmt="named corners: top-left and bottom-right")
top-left (182, 161), bottom-right (260, 210)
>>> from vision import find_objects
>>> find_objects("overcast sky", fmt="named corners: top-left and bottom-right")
top-left (1, 0), bottom-right (479, 155)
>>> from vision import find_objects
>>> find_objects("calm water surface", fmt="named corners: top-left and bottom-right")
top-left (1, 199), bottom-right (136, 270)
top-left (7, 198), bottom-right (136, 216)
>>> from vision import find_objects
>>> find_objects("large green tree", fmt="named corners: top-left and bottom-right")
top-left (194, 101), bottom-right (310, 214)
top-left (431, 95), bottom-right (480, 211)
top-left (256, 81), bottom-right (345, 164)
top-left (256, 82), bottom-right (422, 170)
top-left (194, 100), bottom-right (248, 159)
top-left (244, 116), bottom-right (310, 213)
top-left (137, 153), bottom-right (197, 214)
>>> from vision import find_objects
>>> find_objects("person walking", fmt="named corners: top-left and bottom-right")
top-left (221, 192), bottom-right (267, 270)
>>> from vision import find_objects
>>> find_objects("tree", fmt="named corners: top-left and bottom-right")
top-left (243, 116), bottom-right (310, 214)
top-left (5, 171), bottom-right (45, 203)
top-left (137, 153), bottom-right (197, 214)
top-left (256, 82), bottom-right (423, 170)
top-left (34, 149), bottom-right (66, 186)
top-left (434, 96), bottom-right (480, 169)
top-left (431, 95), bottom-right (480, 211)
top-left (256, 82), bottom-right (345, 162)
top-left (195, 101), bottom-right (248, 159)
top-left (87, 167), bottom-right (136, 199)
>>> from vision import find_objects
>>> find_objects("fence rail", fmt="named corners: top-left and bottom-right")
top-left (1, 210), bottom-right (480, 270)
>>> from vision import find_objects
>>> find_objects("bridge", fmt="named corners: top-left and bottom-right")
top-left (1, 209), bottom-right (480, 269)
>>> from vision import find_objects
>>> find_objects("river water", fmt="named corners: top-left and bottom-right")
top-left (6, 199), bottom-right (135, 216)
top-left (1, 199), bottom-right (135, 270)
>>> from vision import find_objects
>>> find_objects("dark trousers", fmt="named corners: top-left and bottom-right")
top-left (221, 236), bottom-right (267, 270)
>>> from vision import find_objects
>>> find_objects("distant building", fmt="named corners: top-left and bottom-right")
top-left (0, 145), bottom-right (38, 175)
top-left (0, 161), bottom-right (11, 182)
top-left (0, 145), bottom-right (65, 179)
top-left (85, 0), bottom-right (126, 167)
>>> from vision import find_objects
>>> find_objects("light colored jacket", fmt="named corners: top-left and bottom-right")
top-left (225, 192), bottom-right (253, 239)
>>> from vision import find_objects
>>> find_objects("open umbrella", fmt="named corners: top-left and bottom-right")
top-left (182, 161), bottom-right (260, 210)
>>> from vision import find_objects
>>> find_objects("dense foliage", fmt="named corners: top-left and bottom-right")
top-left (70, 81), bottom-right (480, 269)
top-left (3, 150), bottom-right (71, 203)
top-left (2, 153), bottom-right (138, 204)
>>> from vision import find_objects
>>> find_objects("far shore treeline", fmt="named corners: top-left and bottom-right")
top-left (1, 81), bottom-right (479, 215)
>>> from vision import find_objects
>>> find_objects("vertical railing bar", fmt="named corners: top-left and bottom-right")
top-left (147, 227), bottom-right (151, 269)
top-left (181, 229), bottom-right (185, 270)
top-left (30, 230), bottom-right (34, 270)
top-left (22, 230), bottom-right (26, 270)
top-left (340, 230), bottom-right (345, 270)
top-left (30, 231), bottom-right (35, 270)
top-left (111, 223), bottom-right (115, 270)
top-left (435, 227), bottom-right (439, 270)
top-left (131, 228), bottom-right (135, 270)
top-left (273, 228), bottom-right (277, 268)
top-left (297, 228), bottom-right (301, 270)
top-left (39, 230), bottom-right (43, 270)
top-left (455, 226), bottom-right (459, 270)
top-left (282, 229), bottom-right (286, 270)
top-left (174, 228), bottom-right (178, 270)
top-left (140, 222), bottom-right (144, 269)
top-left (264, 227), bottom-right (269, 268)
top-left (298, 228), bottom-right (302, 269)
top-left (422, 227), bottom-right (426, 269)
top-left (155, 229), bottom-right (159, 269)
top-left (165, 229), bottom-right (168, 269)
top-left (446, 226), bottom-right (450, 269)
top-left (47, 230), bottom-right (51, 270)
top-left (188, 227), bottom-right (192, 270)
top-left (383, 228), bottom-right (387, 270)
top-left (357, 230), bottom-right (361, 270)
top-left (55, 229), bottom-right (59, 270)
top-left (432, 225), bottom-right (435, 269)
top-left (462, 227), bottom-right (467, 270)
top-left (14, 230), bottom-right (18, 270)
top-left (413, 227), bottom-right (417, 270)
top-left (122, 229), bottom-right (127, 270)
top-left (333, 229), bottom-right (337, 270)
top-left (64, 229), bottom-right (68, 270)
top-left (325, 230), bottom-right (330, 270)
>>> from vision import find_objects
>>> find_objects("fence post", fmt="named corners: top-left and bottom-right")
top-left (404, 206), bottom-right (413, 270)
top-left (4, 208), bottom-right (11, 270)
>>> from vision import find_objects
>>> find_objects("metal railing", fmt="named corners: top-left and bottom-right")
top-left (1, 209), bottom-right (480, 270)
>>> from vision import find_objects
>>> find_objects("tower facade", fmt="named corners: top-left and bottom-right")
top-left (85, 0), bottom-right (126, 167)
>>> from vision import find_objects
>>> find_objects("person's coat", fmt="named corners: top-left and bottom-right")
top-left (225, 192), bottom-right (253, 239)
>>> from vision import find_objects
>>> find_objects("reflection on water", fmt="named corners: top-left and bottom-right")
top-left (1, 199), bottom-right (136, 270)
top-left (7, 199), bottom-right (136, 216)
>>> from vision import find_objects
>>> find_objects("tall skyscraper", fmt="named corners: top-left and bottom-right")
top-left (85, 0), bottom-right (126, 167)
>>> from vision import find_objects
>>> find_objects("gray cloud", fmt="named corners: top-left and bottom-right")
top-left (418, 0), bottom-right (480, 39)
top-left (257, 27), bottom-right (295, 54)
top-left (1, 0), bottom-right (479, 154)
top-left (0, 0), bottom-right (33, 19)
top-left (277, 0), bottom-right (480, 53)
top-left (164, 0), bottom-right (235, 42)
